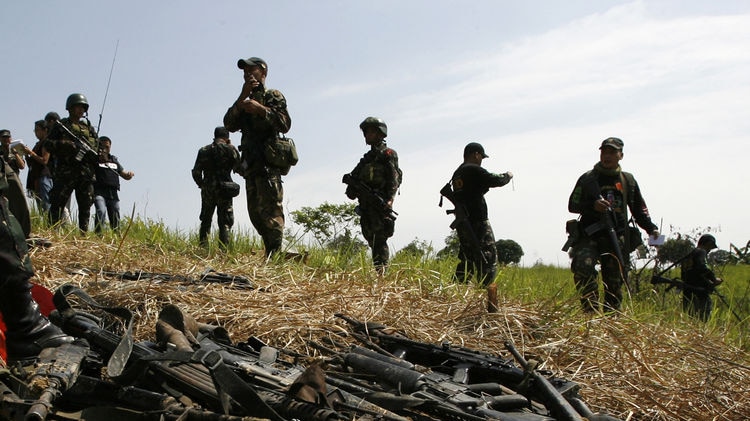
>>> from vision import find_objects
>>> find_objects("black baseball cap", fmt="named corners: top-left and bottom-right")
top-left (599, 137), bottom-right (624, 150)
top-left (464, 142), bottom-right (489, 158)
top-left (0, 129), bottom-right (10, 137)
top-left (237, 57), bottom-right (267, 71)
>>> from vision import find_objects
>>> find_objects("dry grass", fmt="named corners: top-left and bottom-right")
top-left (27, 228), bottom-right (750, 421)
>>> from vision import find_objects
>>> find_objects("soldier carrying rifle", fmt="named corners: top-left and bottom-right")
top-left (567, 137), bottom-right (660, 313)
top-left (343, 117), bottom-right (402, 275)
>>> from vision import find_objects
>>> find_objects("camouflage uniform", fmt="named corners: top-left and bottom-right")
top-left (45, 117), bottom-right (98, 232)
top-left (192, 137), bottom-right (240, 249)
top-left (346, 143), bottom-right (401, 271)
top-left (568, 162), bottom-right (657, 312)
top-left (223, 83), bottom-right (291, 256)
top-left (450, 162), bottom-right (511, 286)
top-left (0, 141), bottom-right (30, 238)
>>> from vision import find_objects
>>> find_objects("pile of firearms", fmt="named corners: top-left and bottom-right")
top-left (1, 285), bottom-right (621, 421)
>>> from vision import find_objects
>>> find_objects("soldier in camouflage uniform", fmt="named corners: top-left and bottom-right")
top-left (45, 93), bottom-right (99, 233)
top-left (450, 142), bottom-right (512, 286)
top-left (223, 57), bottom-right (291, 257)
top-left (681, 234), bottom-right (723, 321)
top-left (568, 137), bottom-right (659, 312)
top-left (0, 155), bottom-right (73, 364)
top-left (345, 117), bottom-right (402, 274)
top-left (0, 129), bottom-right (30, 237)
top-left (192, 127), bottom-right (240, 250)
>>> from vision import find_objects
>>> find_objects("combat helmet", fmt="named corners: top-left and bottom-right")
top-left (66, 93), bottom-right (89, 111)
top-left (698, 234), bottom-right (718, 249)
top-left (359, 117), bottom-right (387, 137)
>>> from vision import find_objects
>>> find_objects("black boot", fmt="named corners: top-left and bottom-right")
top-left (0, 273), bottom-right (73, 363)
top-left (218, 226), bottom-right (231, 251)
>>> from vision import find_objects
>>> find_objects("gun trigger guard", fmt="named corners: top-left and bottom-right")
top-left (192, 349), bottom-right (223, 370)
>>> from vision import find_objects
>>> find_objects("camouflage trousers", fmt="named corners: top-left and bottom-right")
top-left (245, 173), bottom-right (284, 256)
top-left (454, 220), bottom-right (498, 287)
top-left (199, 189), bottom-right (235, 248)
top-left (358, 204), bottom-right (395, 272)
top-left (570, 235), bottom-right (629, 312)
top-left (49, 176), bottom-right (94, 233)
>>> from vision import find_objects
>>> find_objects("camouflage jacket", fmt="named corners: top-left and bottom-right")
top-left (0, 160), bottom-right (33, 276)
top-left (191, 142), bottom-right (240, 189)
top-left (681, 248), bottom-right (718, 291)
top-left (223, 87), bottom-right (291, 174)
top-left (450, 163), bottom-right (511, 222)
top-left (45, 117), bottom-right (98, 180)
top-left (347, 143), bottom-right (402, 206)
top-left (568, 164), bottom-right (658, 235)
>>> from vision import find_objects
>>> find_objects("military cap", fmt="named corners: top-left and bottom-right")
top-left (214, 126), bottom-right (230, 139)
top-left (237, 57), bottom-right (267, 71)
top-left (599, 137), bottom-right (624, 151)
top-left (698, 234), bottom-right (718, 249)
top-left (464, 142), bottom-right (489, 158)
top-left (0, 129), bottom-right (10, 138)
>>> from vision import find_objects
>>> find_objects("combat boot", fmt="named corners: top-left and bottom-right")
top-left (218, 226), bottom-right (231, 251)
top-left (0, 274), bottom-right (73, 363)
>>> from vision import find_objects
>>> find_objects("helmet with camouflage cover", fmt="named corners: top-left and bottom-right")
top-left (359, 117), bottom-right (387, 137)
top-left (66, 93), bottom-right (89, 111)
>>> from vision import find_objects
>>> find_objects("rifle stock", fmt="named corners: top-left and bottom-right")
top-left (342, 173), bottom-right (397, 220)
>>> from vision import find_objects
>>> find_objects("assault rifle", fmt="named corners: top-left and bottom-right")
top-left (650, 275), bottom-right (742, 322)
top-left (74, 268), bottom-right (255, 290)
top-left (439, 182), bottom-right (487, 265)
top-left (53, 120), bottom-right (99, 165)
top-left (335, 314), bottom-right (623, 421)
top-left (342, 173), bottom-right (397, 221)
top-left (23, 341), bottom-right (90, 421)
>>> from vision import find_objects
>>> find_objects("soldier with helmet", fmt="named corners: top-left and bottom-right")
top-left (681, 234), bottom-right (723, 321)
top-left (223, 57), bottom-right (291, 257)
top-left (45, 93), bottom-right (99, 232)
top-left (344, 117), bottom-right (402, 274)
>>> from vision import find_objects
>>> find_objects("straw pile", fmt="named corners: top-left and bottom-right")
top-left (27, 232), bottom-right (750, 421)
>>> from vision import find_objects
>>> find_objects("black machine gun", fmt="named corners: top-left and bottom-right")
top-left (72, 267), bottom-right (256, 290)
top-left (439, 182), bottom-right (487, 265)
top-left (342, 173), bottom-right (398, 221)
top-left (53, 120), bottom-right (99, 164)
top-left (334, 314), bottom-right (622, 421)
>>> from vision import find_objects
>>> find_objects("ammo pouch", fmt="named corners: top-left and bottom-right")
top-left (218, 181), bottom-right (241, 198)
top-left (626, 225), bottom-right (643, 253)
top-left (263, 134), bottom-right (298, 176)
top-left (561, 219), bottom-right (581, 252)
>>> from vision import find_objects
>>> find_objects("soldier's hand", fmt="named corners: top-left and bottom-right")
top-left (594, 198), bottom-right (611, 213)
top-left (714, 277), bottom-right (723, 285)
top-left (506, 171), bottom-right (513, 179)
top-left (650, 230), bottom-right (660, 239)
top-left (237, 99), bottom-right (266, 115)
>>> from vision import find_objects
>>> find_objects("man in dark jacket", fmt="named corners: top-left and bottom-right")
top-left (192, 127), bottom-right (240, 250)
top-left (681, 234), bottom-right (723, 321)
top-left (449, 142), bottom-right (513, 286)
top-left (223, 57), bottom-right (291, 257)
top-left (93, 136), bottom-right (134, 233)
top-left (568, 137), bottom-right (660, 312)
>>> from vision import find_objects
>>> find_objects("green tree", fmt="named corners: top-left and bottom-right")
top-left (495, 239), bottom-right (523, 265)
top-left (290, 202), bottom-right (359, 246)
top-left (395, 238), bottom-right (434, 260)
top-left (436, 231), bottom-right (459, 260)
top-left (656, 237), bottom-right (694, 265)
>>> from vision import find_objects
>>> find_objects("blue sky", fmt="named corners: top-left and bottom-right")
top-left (2, 1), bottom-right (749, 266)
